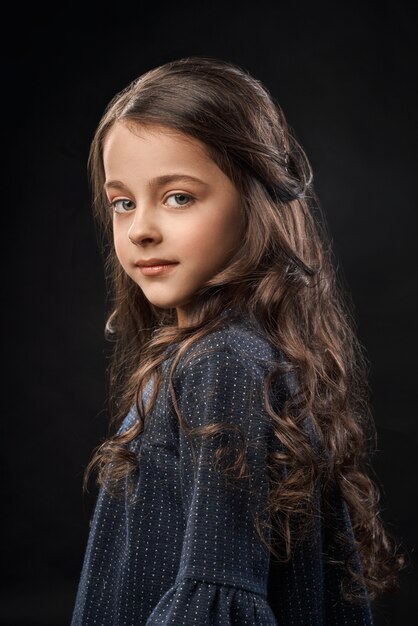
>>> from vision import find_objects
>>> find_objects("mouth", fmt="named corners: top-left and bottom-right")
top-left (137, 262), bottom-right (179, 276)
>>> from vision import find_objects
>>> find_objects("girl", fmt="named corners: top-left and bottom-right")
top-left (71, 57), bottom-right (405, 625)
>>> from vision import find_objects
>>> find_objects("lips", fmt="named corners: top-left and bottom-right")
top-left (136, 259), bottom-right (178, 267)
top-left (138, 262), bottom-right (178, 276)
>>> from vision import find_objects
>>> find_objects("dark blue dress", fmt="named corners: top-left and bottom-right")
top-left (71, 309), bottom-right (374, 625)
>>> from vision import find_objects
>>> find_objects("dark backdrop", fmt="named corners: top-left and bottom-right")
top-left (3, 2), bottom-right (417, 625)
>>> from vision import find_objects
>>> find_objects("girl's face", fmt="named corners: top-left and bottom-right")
top-left (103, 121), bottom-right (245, 327)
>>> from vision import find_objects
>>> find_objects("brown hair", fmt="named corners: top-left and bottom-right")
top-left (83, 55), bottom-right (406, 603)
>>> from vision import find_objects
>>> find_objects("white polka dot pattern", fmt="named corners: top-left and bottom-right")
top-left (70, 309), bottom-right (374, 625)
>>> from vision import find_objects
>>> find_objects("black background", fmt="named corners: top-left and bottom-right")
top-left (3, 1), bottom-right (417, 624)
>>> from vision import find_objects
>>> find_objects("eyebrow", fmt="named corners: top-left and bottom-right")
top-left (103, 173), bottom-right (209, 191)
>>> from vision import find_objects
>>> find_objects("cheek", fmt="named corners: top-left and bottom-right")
top-left (113, 227), bottom-right (128, 265)
top-left (179, 216), bottom-right (226, 257)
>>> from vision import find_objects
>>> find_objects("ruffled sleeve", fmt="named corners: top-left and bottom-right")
top-left (146, 350), bottom-right (279, 625)
top-left (146, 578), bottom-right (277, 625)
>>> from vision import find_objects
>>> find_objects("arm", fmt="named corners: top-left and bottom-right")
top-left (145, 350), bottom-right (279, 625)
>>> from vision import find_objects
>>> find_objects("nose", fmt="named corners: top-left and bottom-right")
top-left (127, 204), bottom-right (161, 246)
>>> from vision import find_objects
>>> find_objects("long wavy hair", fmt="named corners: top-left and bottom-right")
top-left (83, 56), bottom-right (406, 603)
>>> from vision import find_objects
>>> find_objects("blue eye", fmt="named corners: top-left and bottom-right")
top-left (110, 199), bottom-right (135, 213)
top-left (110, 193), bottom-right (194, 213)
top-left (165, 193), bottom-right (194, 208)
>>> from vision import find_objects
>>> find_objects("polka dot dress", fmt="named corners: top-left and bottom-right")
top-left (71, 309), bottom-right (374, 625)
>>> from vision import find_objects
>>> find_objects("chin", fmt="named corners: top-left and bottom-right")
top-left (143, 297), bottom-right (182, 310)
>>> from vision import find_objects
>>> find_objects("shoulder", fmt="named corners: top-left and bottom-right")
top-left (166, 313), bottom-right (298, 441)
top-left (172, 310), bottom-right (287, 384)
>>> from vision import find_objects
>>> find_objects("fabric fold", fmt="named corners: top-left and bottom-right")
top-left (145, 577), bottom-right (278, 625)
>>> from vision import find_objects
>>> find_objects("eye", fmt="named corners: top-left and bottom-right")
top-left (110, 198), bottom-right (135, 214)
top-left (165, 193), bottom-right (194, 208)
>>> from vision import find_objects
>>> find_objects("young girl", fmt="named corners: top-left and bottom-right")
top-left (71, 56), bottom-right (405, 625)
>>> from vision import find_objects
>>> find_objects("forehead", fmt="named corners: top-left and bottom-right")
top-left (102, 121), bottom-right (221, 182)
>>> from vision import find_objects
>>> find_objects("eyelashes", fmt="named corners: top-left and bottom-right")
top-left (109, 199), bottom-right (135, 213)
top-left (165, 193), bottom-right (195, 209)
top-left (109, 193), bottom-right (195, 214)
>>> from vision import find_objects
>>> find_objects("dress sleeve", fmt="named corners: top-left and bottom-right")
top-left (145, 350), bottom-right (280, 626)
